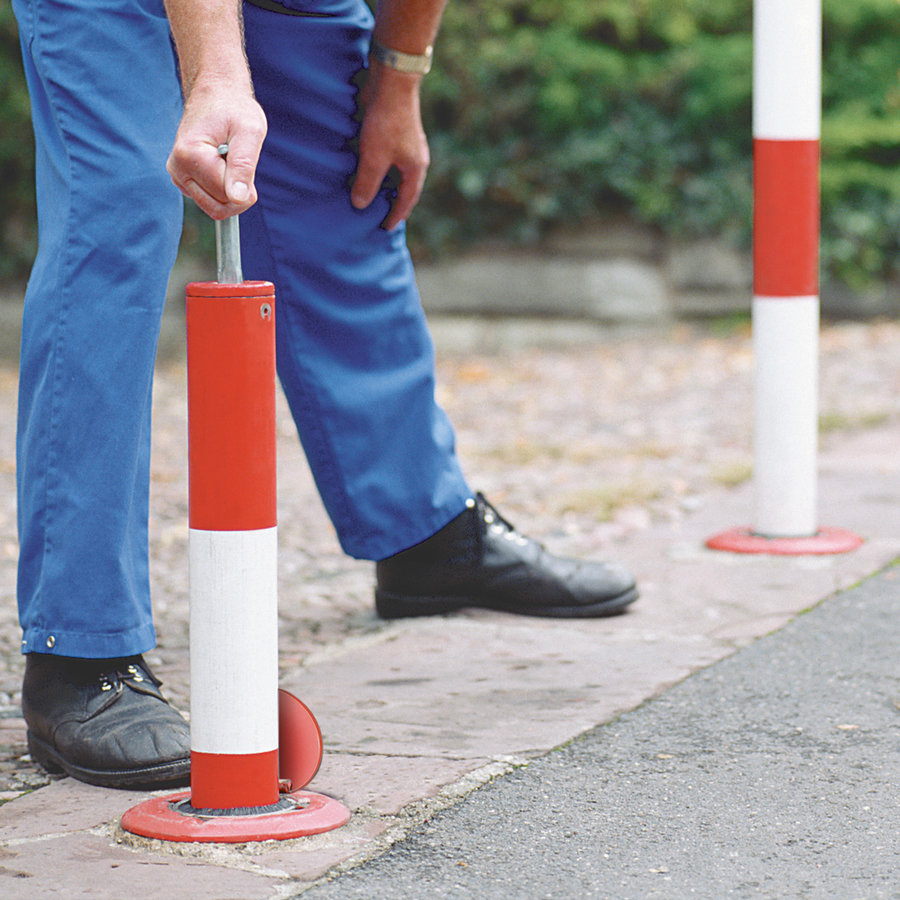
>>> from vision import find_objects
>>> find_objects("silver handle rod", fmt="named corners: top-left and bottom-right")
top-left (215, 143), bottom-right (243, 284)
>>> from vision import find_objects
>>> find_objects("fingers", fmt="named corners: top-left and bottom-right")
top-left (221, 126), bottom-right (266, 210)
top-left (350, 154), bottom-right (385, 214)
top-left (382, 165), bottom-right (426, 231)
top-left (167, 143), bottom-right (228, 219)
top-left (351, 125), bottom-right (429, 229)
top-left (166, 95), bottom-right (267, 219)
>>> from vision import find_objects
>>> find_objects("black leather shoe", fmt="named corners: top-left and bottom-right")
top-left (375, 493), bottom-right (638, 619)
top-left (22, 653), bottom-right (190, 789)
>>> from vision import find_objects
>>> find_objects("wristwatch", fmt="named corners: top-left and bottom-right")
top-left (370, 39), bottom-right (434, 76)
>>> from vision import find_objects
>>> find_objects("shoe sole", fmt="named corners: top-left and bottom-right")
top-left (375, 586), bottom-right (639, 620)
top-left (27, 731), bottom-right (191, 791)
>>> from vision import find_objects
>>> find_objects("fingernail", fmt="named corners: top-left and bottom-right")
top-left (230, 182), bottom-right (249, 202)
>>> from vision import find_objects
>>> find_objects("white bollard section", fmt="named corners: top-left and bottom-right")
top-left (753, 0), bottom-right (821, 143)
top-left (189, 528), bottom-right (279, 762)
top-left (752, 296), bottom-right (819, 536)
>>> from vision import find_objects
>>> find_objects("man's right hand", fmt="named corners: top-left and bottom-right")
top-left (163, 0), bottom-right (266, 219)
top-left (166, 82), bottom-right (267, 220)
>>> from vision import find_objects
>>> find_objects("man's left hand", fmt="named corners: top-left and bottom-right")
top-left (351, 60), bottom-right (429, 230)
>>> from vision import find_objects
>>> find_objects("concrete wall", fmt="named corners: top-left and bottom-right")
top-left (2, 223), bottom-right (899, 361)
top-left (415, 223), bottom-right (900, 322)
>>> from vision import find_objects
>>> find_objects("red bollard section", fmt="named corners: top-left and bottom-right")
top-left (121, 277), bottom-right (348, 842)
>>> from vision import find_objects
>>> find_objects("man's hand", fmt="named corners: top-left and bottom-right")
top-left (166, 83), bottom-right (267, 220)
top-left (164, 0), bottom-right (265, 219)
top-left (351, 0), bottom-right (448, 229)
top-left (351, 60), bottom-right (429, 230)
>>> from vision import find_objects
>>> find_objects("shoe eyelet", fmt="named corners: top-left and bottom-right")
top-left (127, 665), bottom-right (144, 682)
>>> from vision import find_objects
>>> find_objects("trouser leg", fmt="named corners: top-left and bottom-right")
top-left (241, 0), bottom-right (471, 561)
top-left (14, 0), bottom-right (183, 656)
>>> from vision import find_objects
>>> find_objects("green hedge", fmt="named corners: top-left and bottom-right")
top-left (414, 0), bottom-right (900, 289)
top-left (3, 0), bottom-right (900, 289)
top-left (0, 4), bottom-right (36, 282)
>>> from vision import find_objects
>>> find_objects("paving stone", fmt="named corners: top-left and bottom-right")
top-left (313, 753), bottom-right (490, 816)
top-left (249, 818), bottom-right (392, 883)
top-left (0, 833), bottom-right (276, 899)
top-left (0, 779), bottom-right (154, 841)
top-left (285, 617), bottom-right (727, 761)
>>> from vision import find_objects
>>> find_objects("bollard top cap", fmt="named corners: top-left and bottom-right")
top-left (186, 281), bottom-right (275, 298)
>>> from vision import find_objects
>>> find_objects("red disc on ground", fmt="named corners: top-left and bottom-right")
top-left (121, 789), bottom-right (349, 843)
top-left (706, 526), bottom-right (863, 555)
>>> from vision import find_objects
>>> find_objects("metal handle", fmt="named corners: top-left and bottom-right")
top-left (215, 144), bottom-right (243, 284)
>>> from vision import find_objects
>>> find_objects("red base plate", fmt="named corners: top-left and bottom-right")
top-left (121, 789), bottom-right (350, 843)
top-left (706, 526), bottom-right (863, 555)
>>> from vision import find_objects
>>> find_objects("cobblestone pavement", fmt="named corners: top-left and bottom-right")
top-left (2, 315), bottom-right (900, 799)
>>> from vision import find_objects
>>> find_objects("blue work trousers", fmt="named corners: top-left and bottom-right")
top-left (13, 0), bottom-right (470, 657)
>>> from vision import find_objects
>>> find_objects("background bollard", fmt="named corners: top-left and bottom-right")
top-left (708, 0), bottom-right (861, 555)
top-left (121, 210), bottom-right (349, 842)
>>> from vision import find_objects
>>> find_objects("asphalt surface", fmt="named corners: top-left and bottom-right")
top-left (304, 565), bottom-right (900, 900)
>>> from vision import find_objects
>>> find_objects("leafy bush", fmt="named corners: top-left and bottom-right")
top-left (2, 0), bottom-right (900, 289)
top-left (413, 0), bottom-right (900, 289)
top-left (415, 0), bottom-right (754, 254)
top-left (820, 0), bottom-right (900, 288)
top-left (0, 5), bottom-right (36, 283)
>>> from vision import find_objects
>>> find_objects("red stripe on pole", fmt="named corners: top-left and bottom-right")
top-left (753, 139), bottom-right (819, 297)
top-left (190, 748), bottom-right (280, 809)
top-left (187, 282), bottom-right (277, 531)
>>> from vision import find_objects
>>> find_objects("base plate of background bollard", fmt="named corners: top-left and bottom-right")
top-left (706, 526), bottom-right (863, 555)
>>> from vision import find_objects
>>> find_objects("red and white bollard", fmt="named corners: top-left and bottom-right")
top-left (122, 206), bottom-right (349, 842)
top-left (708, 0), bottom-right (861, 555)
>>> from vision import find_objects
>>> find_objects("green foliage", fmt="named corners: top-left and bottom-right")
top-left (820, 1), bottom-right (900, 288)
top-left (0, 5), bottom-right (36, 282)
top-left (412, 0), bottom-right (900, 289)
top-left (414, 0), bottom-right (755, 254)
top-left (1, 0), bottom-right (899, 289)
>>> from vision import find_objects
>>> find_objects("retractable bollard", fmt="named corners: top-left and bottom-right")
top-left (122, 177), bottom-right (350, 842)
top-left (707, 0), bottom-right (861, 556)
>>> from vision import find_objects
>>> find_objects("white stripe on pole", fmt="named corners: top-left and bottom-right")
top-left (752, 297), bottom-right (819, 537)
top-left (189, 527), bottom-right (279, 755)
top-left (753, 0), bottom-right (821, 140)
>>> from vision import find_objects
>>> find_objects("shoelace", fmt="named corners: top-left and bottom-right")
top-left (98, 660), bottom-right (151, 693)
top-left (479, 495), bottom-right (530, 547)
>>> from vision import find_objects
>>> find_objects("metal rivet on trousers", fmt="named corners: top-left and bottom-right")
top-left (46, 635), bottom-right (56, 649)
